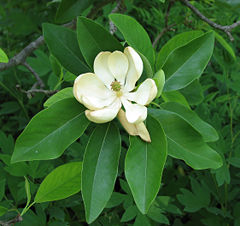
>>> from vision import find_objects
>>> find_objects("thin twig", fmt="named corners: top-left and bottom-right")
top-left (23, 89), bottom-right (58, 95)
top-left (180, 0), bottom-right (240, 41)
top-left (153, 0), bottom-right (176, 47)
top-left (0, 215), bottom-right (23, 226)
top-left (0, 21), bottom-right (75, 72)
top-left (0, 36), bottom-right (44, 71)
top-left (87, 0), bottom-right (114, 19)
top-left (109, 0), bottom-right (125, 34)
top-left (152, 24), bottom-right (175, 47)
top-left (16, 85), bottom-right (58, 99)
top-left (22, 62), bottom-right (45, 88)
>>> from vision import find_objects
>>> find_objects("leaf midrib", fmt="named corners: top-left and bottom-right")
top-left (167, 136), bottom-right (217, 164)
top-left (47, 27), bottom-right (88, 69)
top-left (142, 142), bottom-right (148, 211)
top-left (89, 123), bottom-right (111, 213)
top-left (20, 111), bottom-right (85, 155)
top-left (35, 165), bottom-right (81, 202)
top-left (165, 34), bottom-right (211, 83)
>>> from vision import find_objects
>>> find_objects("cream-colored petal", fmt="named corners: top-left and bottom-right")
top-left (94, 52), bottom-right (115, 88)
top-left (125, 78), bottom-right (157, 105)
top-left (121, 98), bottom-right (147, 124)
top-left (117, 109), bottom-right (151, 142)
top-left (108, 51), bottom-right (129, 85)
top-left (73, 73), bottom-right (115, 110)
top-left (117, 109), bottom-right (138, 136)
top-left (135, 122), bottom-right (151, 142)
top-left (85, 99), bottom-right (121, 123)
top-left (124, 47), bottom-right (143, 91)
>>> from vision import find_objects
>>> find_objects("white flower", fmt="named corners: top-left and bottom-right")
top-left (73, 47), bottom-right (157, 142)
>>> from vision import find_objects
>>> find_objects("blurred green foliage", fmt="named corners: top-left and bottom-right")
top-left (0, 0), bottom-right (240, 225)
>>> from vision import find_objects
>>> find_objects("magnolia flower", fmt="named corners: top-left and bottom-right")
top-left (73, 47), bottom-right (157, 142)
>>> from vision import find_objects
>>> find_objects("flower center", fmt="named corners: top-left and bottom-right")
top-left (111, 80), bottom-right (123, 97)
top-left (111, 81), bottom-right (121, 92)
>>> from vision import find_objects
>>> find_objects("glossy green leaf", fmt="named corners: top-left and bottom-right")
top-left (24, 176), bottom-right (31, 206)
top-left (11, 98), bottom-right (89, 163)
top-left (56, 0), bottom-right (93, 23)
top-left (21, 176), bottom-right (32, 216)
top-left (109, 14), bottom-right (155, 67)
top-left (0, 206), bottom-right (8, 217)
top-left (44, 88), bottom-right (74, 108)
top-left (77, 16), bottom-right (123, 68)
top-left (149, 108), bottom-right (222, 169)
top-left (35, 162), bottom-right (82, 203)
top-left (43, 23), bottom-right (89, 75)
top-left (161, 102), bottom-right (219, 142)
top-left (180, 79), bottom-right (204, 105)
top-left (139, 52), bottom-right (153, 79)
top-left (125, 115), bottom-right (167, 214)
top-left (0, 48), bottom-right (9, 63)
top-left (49, 55), bottom-right (62, 79)
top-left (82, 123), bottom-right (121, 223)
top-left (156, 30), bottom-right (203, 70)
top-left (163, 32), bottom-right (215, 91)
top-left (214, 31), bottom-right (236, 60)
top-left (153, 70), bottom-right (165, 98)
top-left (162, 91), bottom-right (190, 109)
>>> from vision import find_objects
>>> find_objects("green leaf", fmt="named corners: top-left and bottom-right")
top-left (24, 176), bottom-right (31, 207)
top-left (228, 157), bottom-right (240, 168)
top-left (109, 14), bottom-right (155, 67)
top-left (156, 196), bottom-right (182, 215)
top-left (77, 16), bottom-right (123, 68)
top-left (134, 214), bottom-right (151, 226)
top-left (180, 79), bottom-right (204, 105)
top-left (149, 108), bottom-right (222, 169)
top-left (162, 91), bottom-right (190, 109)
top-left (106, 192), bottom-right (126, 208)
top-left (0, 179), bottom-right (5, 201)
top-left (11, 98), bottom-right (89, 163)
top-left (121, 205), bottom-right (138, 222)
top-left (214, 160), bottom-right (230, 186)
top-left (163, 32), bottom-right (215, 91)
top-left (44, 88), bottom-right (74, 108)
top-left (56, 0), bottom-right (93, 23)
top-left (125, 115), bottom-right (167, 214)
top-left (0, 206), bottom-right (8, 217)
top-left (0, 48), bottom-right (9, 63)
top-left (153, 69), bottom-right (165, 98)
top-left (35, 162), bottom-right (82, 203)
top-left (156, 30), bottom-right (203, 70)
top-left (160, 102), bottom-right (219, 142)
top-left (49, 55), bottom-right (63, 79)
top-left (82, 123), bottom-right (121, 223)
top-left (26, 49), bottom-right (52, 77)
top-left (147, 202), bottom-right (169, 224)
top-left (21, 176), bottom-right (32, 216)
top-left (43, 23), bottom-right (89, 75)
top-left (214, 31), bottom-right (236, 60)
top-left (139, 52), bottom-right (153, 79)
top-left (177, 178), bottom-right (210, 212)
